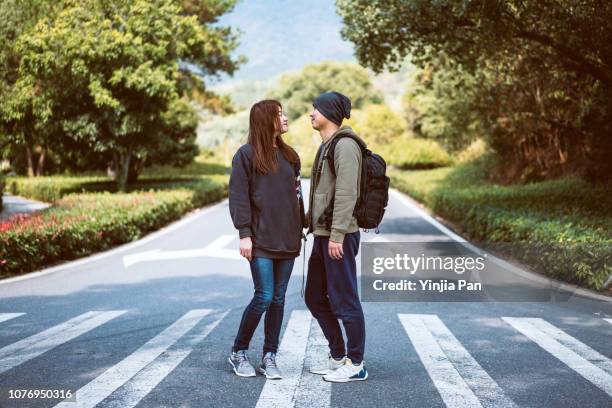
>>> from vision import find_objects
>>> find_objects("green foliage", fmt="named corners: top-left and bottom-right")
top-left (337, 1), bottom-right (612, 182)
top-left (0, 0), bottom-right (241, 185)
top-left (0, 177), bottom-right (227, 277)
top-left (389, 163), bottom-right (612, 289)
top-left (7, 152), bottom-right (228, 203)
top-left (268, 61), bottom-right (383, 120)
top-left (282, 113), bottom-right (321, 175)
top-left (197, 109), bottom-right (249, 148)
top-left (383, 138), bottom-right (452, 170)
top-left (347, 104), bottom-right (406, 146)
top-left (403, 61), bottom-right (485, 151)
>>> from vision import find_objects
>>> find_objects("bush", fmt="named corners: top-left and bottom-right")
top-left (0, 176), bottom-right (227, 277)
top-left (383, 138), bottom-right (452, 169)
top-left (6, 153), bottom-right (229, 203)
top-left (389, 164), bottom-right (612, 290)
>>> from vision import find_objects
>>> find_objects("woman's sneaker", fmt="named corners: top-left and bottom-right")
top-left (309, 354), bottom-right (347, 375)
top-left (228, 350), bottom-right (256, 377)
top-left (259, 352), bottom-right (283, 379)
top-left (323, 359), bottom-right (368, 383)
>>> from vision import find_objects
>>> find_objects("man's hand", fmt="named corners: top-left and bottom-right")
top-left (240, 237), bottom-right (253, 261)
top-left (328, 240), bottom-right (344, 260)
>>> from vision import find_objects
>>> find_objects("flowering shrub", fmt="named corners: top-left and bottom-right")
top-left (0, 177), bottom-right (227, 277)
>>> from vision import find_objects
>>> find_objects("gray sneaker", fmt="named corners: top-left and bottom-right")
top-left (229, 350), bottom-right (256, 377)
top-left (259, 352), bottom-right (282, 379)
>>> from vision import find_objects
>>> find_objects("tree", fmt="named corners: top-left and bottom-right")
top-left (268, 61), bottom-right (383, 120)
top-left (337, 0), bottom-right (612, 181)
top-left (0, 0), bottom-right (60, 177)
top-left (0, 0), bottom-right (241, 186)
top-left (347, 104), bottom-right (406, 147)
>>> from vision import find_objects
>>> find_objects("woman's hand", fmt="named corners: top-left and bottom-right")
top-left (239, 237), bottom-right (253, 261)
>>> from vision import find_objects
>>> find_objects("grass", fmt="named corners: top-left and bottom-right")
top-left (389, 158), bottom-right (612, 290)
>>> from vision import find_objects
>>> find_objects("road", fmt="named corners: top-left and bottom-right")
top-left (0, 180), bottom-right (610, 408)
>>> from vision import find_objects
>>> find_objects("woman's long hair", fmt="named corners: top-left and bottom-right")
top-left (248, 99), bottom-right (299, 174)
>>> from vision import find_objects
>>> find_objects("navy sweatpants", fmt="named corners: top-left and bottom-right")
top-left (304, 231), bottom-right (365, 364)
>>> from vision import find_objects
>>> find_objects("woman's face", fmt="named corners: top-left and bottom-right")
top-left (277, 106), bottom-right (289, 135)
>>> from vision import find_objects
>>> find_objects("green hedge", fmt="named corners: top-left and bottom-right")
top-left (389, 164), bottom-right (612, 290)
top-left (382, 138), bottom-right (452, 170)
top-left (0, 176), bottom-right (227, 277)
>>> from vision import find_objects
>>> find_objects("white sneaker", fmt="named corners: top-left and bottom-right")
top-left (309, 354), bottom-right (347, 375)
top-left (323, 358), bottom-right (368, 383)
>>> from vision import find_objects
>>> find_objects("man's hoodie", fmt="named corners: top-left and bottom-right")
top-left (306, 126), bottom-right (364, 243)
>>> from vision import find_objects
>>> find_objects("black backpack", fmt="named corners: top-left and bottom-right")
top-left (317, 134), bottom-right (390, 232)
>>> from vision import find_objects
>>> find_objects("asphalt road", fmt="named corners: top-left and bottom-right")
top-left (0, 180), bottom-right (610, 408)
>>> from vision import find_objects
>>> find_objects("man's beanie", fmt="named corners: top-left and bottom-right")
top-left (313, 91), bottom-right (352, 126)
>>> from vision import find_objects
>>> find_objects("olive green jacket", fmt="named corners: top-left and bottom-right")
top-left (306, 126), bottom-right (363, 243)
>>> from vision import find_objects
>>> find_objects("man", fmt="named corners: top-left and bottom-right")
top-left (304, 91), bottom-right (368, 382)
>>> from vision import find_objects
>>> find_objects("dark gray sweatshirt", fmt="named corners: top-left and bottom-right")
top-left (229, 143), bottom-right (304, 259)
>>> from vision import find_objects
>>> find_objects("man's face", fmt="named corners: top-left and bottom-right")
top-left (310, 108), bottom-right (328, 130)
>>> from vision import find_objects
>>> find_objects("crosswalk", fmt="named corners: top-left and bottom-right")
top-left (0, 310), bottom-right (610, 407)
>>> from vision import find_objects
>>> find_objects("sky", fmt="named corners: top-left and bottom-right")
top-left (211, 0), bottom-right (356, 85)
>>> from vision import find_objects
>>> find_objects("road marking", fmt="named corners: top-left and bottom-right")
top-left (123, 234), bottom-right (242, 267)
top-left (0, 311), bottom-right (126, 375)
top-left (0, 313), bottom-right (25, 324)
top-left (503, 317), bottom-right (612, 397)
top-left (55, 309), bottom-right (212, 408)
top-left (605, 318), bottom-right (612, 326)
top-left (399, 314), bottom-right (516, 408)
top-left (255, 310), bottom-right (312, 408)
top-left (102, 310), bottom-right (229, 408)
top-left (390, 188), bottom-right (612, 303)
top-left (0, 199), bottom-right (227, 285)
top-left (295, 318), bottom-right (331, 408)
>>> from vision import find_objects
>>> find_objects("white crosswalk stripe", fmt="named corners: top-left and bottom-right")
top-left (605, 318), bottom-right (612, 326)
top-left (255, 310), bottom-right (312, 408)
top-left (503, 317), bottom-right (612, 397)
top-left (0, 311), bottom-right (126, 375)
top-left (0, 313), bottom-right (25, 324)
top-left (54, 309), bottom-right (213, 408)
top-left (294, 317), bottom-right (331, 408)
top-left (102, 309), bottom-right (229, 408)
top-left (399, 314), bottom-right (516, 408)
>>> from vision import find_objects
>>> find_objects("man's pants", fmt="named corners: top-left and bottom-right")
top-left (304, 231), bottom-right (365, 364)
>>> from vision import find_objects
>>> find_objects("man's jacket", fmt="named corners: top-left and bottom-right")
top-left (306, 126), bottom-right (363, 243)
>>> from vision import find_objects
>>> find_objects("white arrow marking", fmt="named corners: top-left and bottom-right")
top-left (122, 235), bottom-right (242, 267)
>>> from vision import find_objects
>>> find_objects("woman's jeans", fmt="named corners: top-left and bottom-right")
top-left (233, 257), bottom-right (294, 354)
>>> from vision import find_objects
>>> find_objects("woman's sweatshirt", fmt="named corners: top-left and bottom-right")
top-left (229, 143), bottom-right (304, 259)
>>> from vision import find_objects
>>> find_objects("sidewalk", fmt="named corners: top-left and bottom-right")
top-left (0, 192), bottom-right (51, 221)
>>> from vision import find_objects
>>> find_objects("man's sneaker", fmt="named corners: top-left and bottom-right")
top-left (228, 350), bottom-right (256, 377)
top-left (322, 358), bottom-right (368, 383)
top-left (309, 354), bottom-right (347, 375)
top-left (258, 352), bottom-right (283, 379)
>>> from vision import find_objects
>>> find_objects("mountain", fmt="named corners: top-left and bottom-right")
top-left (210, 0), bottom-right (356, 86)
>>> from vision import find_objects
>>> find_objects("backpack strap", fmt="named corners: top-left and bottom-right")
top-left (325, 134), bottom-right (368, 178)
top-left (317, 134), bottom-right (368, 230)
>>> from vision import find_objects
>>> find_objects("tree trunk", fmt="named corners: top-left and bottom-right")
top-left (25, 145), bottom-right (35, 177)
top-left (127, 155), bottom-right (144, 183)
top-left (36, 146), bottom-right (47, 176)
top-left (114, 147), bottom-right (133, 192)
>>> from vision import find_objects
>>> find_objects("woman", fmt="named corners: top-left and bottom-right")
top-left (228, 99), bottom-right (305, 379)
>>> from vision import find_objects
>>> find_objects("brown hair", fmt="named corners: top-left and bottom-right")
top-left (247, 99), bottom-right (299, 174)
